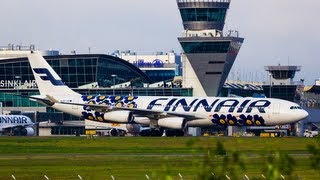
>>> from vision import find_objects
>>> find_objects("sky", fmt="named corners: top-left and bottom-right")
top-left (0, 0), bottom-right (319, 85)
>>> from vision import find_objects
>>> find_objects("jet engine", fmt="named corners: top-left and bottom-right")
top-left (133, 117), bottom-right (150, 125)
top-left (158, 117), bottom-right (186, 129)
top-left (103, 111), bottom-right (133, 123)
top-left (21, 127), bottom-right (35, 136)
top-left (109, 128), bottom-right (119, 136)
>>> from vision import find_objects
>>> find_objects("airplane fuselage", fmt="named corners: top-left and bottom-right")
top-left (51, 95), bottom-right (308, 127)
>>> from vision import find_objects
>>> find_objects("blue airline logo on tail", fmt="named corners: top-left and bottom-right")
top-left (33, 68), bottom-right (65, 86)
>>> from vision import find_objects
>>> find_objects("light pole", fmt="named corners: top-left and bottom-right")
top-left (269, 73), bottom-right (272, 98)
top-left (111, 74), bottom-right (117, 95)
top-left (15, 76), bottom-right (21, 109)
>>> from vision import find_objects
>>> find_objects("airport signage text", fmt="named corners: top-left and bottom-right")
top-left (0, 80), bottom-right (37, 88)
top-left (133, 59), bottom-right (164, 68)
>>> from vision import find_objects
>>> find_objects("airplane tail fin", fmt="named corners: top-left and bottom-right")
top-left (27, 52), bottom-right (80, 98)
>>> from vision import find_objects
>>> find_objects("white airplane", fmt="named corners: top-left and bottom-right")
top-left (27, 53), bottom-right (308, 136)
top-left (0, 115), bottom-right (35, 136)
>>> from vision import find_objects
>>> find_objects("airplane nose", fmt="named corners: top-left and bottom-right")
top-left (299, 110), bottom-right (309, 120)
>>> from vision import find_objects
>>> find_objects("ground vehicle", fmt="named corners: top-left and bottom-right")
top-left (303, 129), bottom-right (319, 137)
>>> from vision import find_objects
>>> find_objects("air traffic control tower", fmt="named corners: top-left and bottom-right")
top-left (265, 65), bottom-right (301, 86)
top-left (264, 65), bottom-right (301, 101)
top-left (177, 0), bottom-right (244, 96)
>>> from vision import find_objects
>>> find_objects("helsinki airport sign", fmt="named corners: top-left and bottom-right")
top-left (0, 80), bottom-right (37, 88)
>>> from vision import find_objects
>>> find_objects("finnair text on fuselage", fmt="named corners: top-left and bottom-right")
top-left (146, 98), bottom-right (270, 113)
top-left (0, 116), bottom-right (28, 124)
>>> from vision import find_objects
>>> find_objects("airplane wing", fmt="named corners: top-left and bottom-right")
top-left (4, 93), bottom-right (55, 106)
top-left (1, 124), bottom-right (34, 130)
top-left (28, 95), bottom-right (55, 106)
top-left (52, 100), bottom-right (206, 121)
top-left (1, 125), bottom-right (15, 130)
top-left (117, 107), bottom-right (206, 120)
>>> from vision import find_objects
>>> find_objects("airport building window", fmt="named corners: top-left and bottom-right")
top-left (206, 72), bottom-right (222, 75)
top-left (51, 126), bottom-right (85, 135)
top-left (262, 85), bottom-right (297, 102)
top-left (180, 8), bottom-right (227, 22)
top-left (181, 42), bottom-right (230, 54)
top-left (144, 70), bottom-right (176, 82)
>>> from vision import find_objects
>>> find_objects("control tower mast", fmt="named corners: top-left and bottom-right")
top-left (177, 0), bottom-right (244, 96)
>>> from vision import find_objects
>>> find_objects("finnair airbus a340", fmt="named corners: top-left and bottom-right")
top-left (27, 53), bottom-right (308, 136)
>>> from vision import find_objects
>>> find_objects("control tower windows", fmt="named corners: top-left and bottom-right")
top-left (180, 8), bottom-right (227, 22)
top-left (180, 42), bottom-right (230, 54)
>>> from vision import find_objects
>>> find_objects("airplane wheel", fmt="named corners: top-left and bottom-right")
top-left (139, 129), bottom-right (151, 136)
top-left (151, 129), bottom-right (163, 137)
top-left (13, 128), bottom-right (23, 136)
top-left (165, 130), bottom-right (175, 137)
top-left (175, 130), bottom-right (185, 137)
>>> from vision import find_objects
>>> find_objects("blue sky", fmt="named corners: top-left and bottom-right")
top-left (0, 0), bottom-right (319, 85)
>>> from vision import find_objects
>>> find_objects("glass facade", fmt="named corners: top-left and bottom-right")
top-left (179, 8), bottom-right (227, 22)
top-left (143, 70), bottom-right (176, 82)
top-left (0, 54), bottom-right (152, 89)
top-left (0, 89), bottom-right (42, 107)
top-left (46, 55), bottom-right (152, 88)
top-left (262, 85), bottom-right (297, 102)
top-left (51, 126), bottom-right (85, 136)
top-left (180, 42), bottom-right (230, 54)
top-left (221, 87), bottom-right (264, 98)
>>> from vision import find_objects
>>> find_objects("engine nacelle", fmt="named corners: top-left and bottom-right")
top-left (158, 117), bottom-right (186, 130)
top-left (21, 127), bottom-right (35, 136)
top-left (109, 128), bottom-right (119, 136)
top-left (103, 111), bottom-right (133, 123)
top-left (133, 117), bottom-right (150, 125)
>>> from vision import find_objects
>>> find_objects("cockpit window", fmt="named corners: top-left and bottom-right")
top-left (290, 106), bottom-right (302, 110)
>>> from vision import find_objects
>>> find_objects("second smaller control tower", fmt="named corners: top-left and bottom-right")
top-left (263, 65), bottom-right (301, 101)
top-left (265, 65), bottom-right (301, 85)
